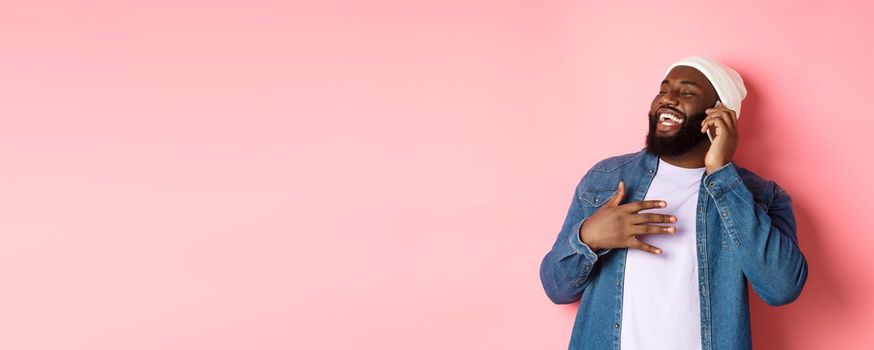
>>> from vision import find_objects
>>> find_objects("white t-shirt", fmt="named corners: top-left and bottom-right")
top-left (620, 158), bottom-right (704, 350)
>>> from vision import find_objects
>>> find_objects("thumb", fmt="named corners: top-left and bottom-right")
top-left (610, 180), bottom-right (626, 207)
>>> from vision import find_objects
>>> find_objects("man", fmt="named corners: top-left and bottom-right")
top-left (539, 56), bottom-right (808, 350)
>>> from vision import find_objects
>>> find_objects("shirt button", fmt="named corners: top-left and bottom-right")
top-left (648, 169), bottom-right (654, 173)
top-left (614, 323), bottom-right (619, 329)
top-left (722, 210), bottom-right (728, 217)
top-left (709, 182), bottom-right (715, 187)
top-left (616, 281), bottom-right (621, 287)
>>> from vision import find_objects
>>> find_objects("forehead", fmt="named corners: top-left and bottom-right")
top-left (663, 66), bottom-right (713, 90)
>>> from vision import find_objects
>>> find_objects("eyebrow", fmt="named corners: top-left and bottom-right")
top-left (661, 79), bottom-right (703, 88)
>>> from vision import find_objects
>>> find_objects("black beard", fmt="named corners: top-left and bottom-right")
top-left (645, 111), bottom-right (708, 157)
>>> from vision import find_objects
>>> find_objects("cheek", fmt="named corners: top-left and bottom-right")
top-left (682, 101), bottom-right (704, 115)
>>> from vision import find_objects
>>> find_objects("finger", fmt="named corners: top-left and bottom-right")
top-left (713, 108), bottom-right (736, 129)
top-left (700, 116), bottom-right (712, 133)
top-left (702, 117), bottom-right (730, 137)
top-left (631, 213), bottom-right (677, 224)
top-left (714, 101), bottom-right (737, 129)
top-left (622, 200), bottom-right (667, 213)
top-left (703, 107), bottom-right (736, 130)
top-left (700, 118), bottom-right (716, 138)
top-left (609, 180), bottom-right (626, 207)
top-left (701, 116), bottom-right (728, 134)
top-left (632, 224), bottom-right (676, 235)
top-left (628, 237), bottom-right (662, 255)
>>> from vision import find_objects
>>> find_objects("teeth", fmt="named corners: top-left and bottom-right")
top-left (659, 113), bottom-right (682, 124)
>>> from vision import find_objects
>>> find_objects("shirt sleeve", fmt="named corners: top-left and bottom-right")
top-left (539, 173), bottom-right (610, 304)
top-left (703, 162), bottom-right (808, 306)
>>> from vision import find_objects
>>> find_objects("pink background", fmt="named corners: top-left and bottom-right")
top-left (1, 1), bottom-right (871, 349)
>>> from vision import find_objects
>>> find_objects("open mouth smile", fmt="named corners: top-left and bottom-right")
top-left (656, 109), bottom-right (685, 132)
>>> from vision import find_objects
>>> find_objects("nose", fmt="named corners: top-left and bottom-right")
top-left (658, 90), bottom-right (678, 107)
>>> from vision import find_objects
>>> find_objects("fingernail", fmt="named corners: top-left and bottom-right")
top-left (670, 216), bottom-right (677, 222)
top-left (654, 249), bottom-right (662, 255)
top-left (660, 201), bottom-right (667, 207)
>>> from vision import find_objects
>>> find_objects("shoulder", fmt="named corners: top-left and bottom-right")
top-left (734, 164), bottom-right (791, 205)
top-left (734, 165), bottom-right (785, 192)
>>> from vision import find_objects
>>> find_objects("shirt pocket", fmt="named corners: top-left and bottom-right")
top-left (579, 188), bottom-right (617, 208)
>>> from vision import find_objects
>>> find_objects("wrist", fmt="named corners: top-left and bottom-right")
top-left (578, 224), bottom-right (600, 250)
top-left (706, 161), bottom-right (732, 175)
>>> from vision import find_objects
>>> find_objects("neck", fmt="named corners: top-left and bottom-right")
top-left (658, 140), bottom-right (709, 168)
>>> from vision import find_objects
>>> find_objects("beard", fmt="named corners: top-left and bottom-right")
top-left (645, 110), bottom-right (709, 157)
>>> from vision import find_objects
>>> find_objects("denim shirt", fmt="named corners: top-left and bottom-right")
top-left (539, 149), bottom-right (808, 350)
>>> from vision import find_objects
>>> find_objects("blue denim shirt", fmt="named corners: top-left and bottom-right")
top-left (539, 149), bottom-right (808, 350)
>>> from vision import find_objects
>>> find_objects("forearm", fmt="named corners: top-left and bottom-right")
top-left (540, 172), bottom-right (615, 304)
top-left (540, 217), bottom-right (601, 304)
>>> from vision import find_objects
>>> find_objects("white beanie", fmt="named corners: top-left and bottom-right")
top-left (665, 56), bottom-right (747, 118)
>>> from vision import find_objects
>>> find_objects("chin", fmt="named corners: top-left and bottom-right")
top-left (655, 131), bottom-right (680, 138)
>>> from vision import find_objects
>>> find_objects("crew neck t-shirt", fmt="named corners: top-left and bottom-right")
top-left (619, 158), bottom-right (705, 350)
